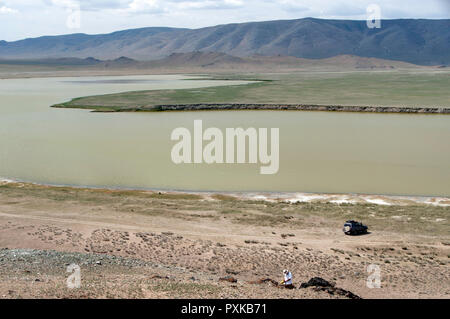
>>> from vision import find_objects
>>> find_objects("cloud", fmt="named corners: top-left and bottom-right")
top-left (0, 0), bottom-right (448, 41)
top-left (40, 0), bottom-right (127, 11)
top-left (111, 0), bottom-right (244, 15)
top-left (120, 0), bottom-right (164, 14)
top-left (0, 5), bottom-right (18, 13)
top-left (175, 0), bottom-right (243, 10)
top-left (276, 0), bottom-right (309, 12)
top-left (51, 0), bottom-right (79, 9)
top-left (79, 0), bottom-right (129, 11)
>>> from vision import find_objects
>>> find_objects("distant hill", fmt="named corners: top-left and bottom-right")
top-left (0, 52), bottom-right (429, 72)
top-left (0, 56), bottom-right (137, 66)
top-left (1, 18), bottom-right (449, 65)
top-left (155, 52), bottom-right (246, 67)
top-left (150, 52), bottom-right (426, 70)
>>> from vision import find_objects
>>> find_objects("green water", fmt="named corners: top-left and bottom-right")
top-left (0, 75), bottom-right (449, 196)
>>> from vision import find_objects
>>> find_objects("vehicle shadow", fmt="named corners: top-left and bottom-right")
top-left (346, 231), bottom-right (371, 236)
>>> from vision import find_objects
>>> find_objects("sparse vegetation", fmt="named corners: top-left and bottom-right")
top-left (1, 182), bottom-right (448, 237)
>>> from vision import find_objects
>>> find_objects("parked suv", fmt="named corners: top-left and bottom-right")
top-left (343, 220), bottom-right (368, 235)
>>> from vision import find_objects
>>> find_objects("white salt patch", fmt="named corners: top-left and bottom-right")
top-left (330, 196), bottom-right (357, 204)
top-left (287, 195), bottom-right (327, 203)
top-left (424, 199), bottom-right (450, 207)
top-left (253, 195), bottom-right (268, 200)
top-left (194, 191), bottom-right (450, 208)
top-left (248, 194), bottom-right (277, 203)
top-left (364, 198), bottom-right (392, 206)
top-left (0, 177), bottom-right (15, 184)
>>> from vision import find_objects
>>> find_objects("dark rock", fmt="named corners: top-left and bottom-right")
top-left (150, 275), bottom-right (170, 280)
top-left (225, 269), bottom-right (240, 275)
top-left (300, 277), bottom-right (334, 288)
top-left (299, 277), bottom-right (361, 299)
top-left (219, 276), bottom-right (238, 283)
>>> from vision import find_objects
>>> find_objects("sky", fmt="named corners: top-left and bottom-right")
top-left (0, 0), bottom-right (449, 41)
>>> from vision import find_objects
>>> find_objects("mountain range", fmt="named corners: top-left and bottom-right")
top-left (1, 18), bottom-right (449, 65)
top-left (1, 52), bottom-right (427, 72)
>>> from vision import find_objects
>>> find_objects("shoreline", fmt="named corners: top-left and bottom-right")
top-left (53, 103), bottom-right (450, 114)
top-left (2, 177), bottom-right (449, 207)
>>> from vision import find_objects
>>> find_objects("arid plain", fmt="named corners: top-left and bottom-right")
top-left (0, 58), bottom-right (449, 299)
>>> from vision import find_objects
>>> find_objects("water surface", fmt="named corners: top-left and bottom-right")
top-left (0, 75), bottom-right (449, 196)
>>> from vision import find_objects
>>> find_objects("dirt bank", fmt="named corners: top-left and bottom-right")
top-left (78, 103), bottom-right (450, 114)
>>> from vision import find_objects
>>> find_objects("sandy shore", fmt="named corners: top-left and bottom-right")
top-left (0, 180), bottom-right (449, 299)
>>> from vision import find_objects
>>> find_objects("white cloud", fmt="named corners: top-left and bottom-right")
top-left (0, 5), bottom-right (18, 13)
top-left (176, 0), bottom-right (243, 10)
top-left (0, 0), bottom-right (448, 41)
top-left (122, 0), bottom-right (163, 13)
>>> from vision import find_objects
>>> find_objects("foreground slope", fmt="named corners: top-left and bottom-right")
top-left (0, 182), bottom-right (448, 298)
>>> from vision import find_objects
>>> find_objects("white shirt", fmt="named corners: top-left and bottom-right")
top-left (284, 272), bottom-right (292, 285)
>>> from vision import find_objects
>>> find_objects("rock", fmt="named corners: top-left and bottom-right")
top-left (225, 269), bottom-right (240, 275)
top-left (219, 276), bottom-right (238, 283)
top-left (299, 277), bottom-right (361, 299)
top-left (150, 275), bottom-right (170, 280)
top-left (248, 278), bottom-right (279, 287)
top-left (300, 277), bottom-right (334, 289)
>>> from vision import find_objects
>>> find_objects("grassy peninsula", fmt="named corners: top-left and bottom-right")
top-left (52, 71), bottom-right (450, 113)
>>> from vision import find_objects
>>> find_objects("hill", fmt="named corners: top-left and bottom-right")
top-left (0, 52), bottom-right (427, 74)
top-left (0, 18), bottom-right (448, 65)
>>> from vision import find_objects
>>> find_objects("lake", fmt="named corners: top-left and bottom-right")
top-left (0, 75), bottom-right (449, 197)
